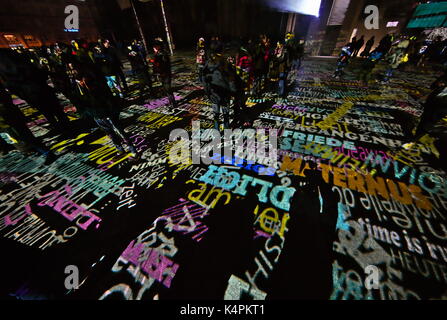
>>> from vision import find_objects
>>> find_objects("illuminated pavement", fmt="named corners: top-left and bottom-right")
top-left (1, 54), bottom-right (446, 300)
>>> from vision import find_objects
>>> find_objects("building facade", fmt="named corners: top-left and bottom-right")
top-left (309, 0), bottom-right (422, 56)
top-left (0, 0), bottom-right (103, 48)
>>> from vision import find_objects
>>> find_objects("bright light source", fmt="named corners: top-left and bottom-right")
top-left (265, 0), bottom-right (322, 17)
top-left (386, 21), bottom-right (399, 27)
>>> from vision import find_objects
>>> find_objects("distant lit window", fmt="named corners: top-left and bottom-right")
top-left (3, 34), bottom-right (20, 44)
top-left (4, 34), bottom-right (16, 41)
top-left (3, 34), bottom-right (23, 47)
top-left (386, 21), bottom-right (399, 27)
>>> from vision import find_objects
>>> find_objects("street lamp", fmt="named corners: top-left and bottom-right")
top-left (131, 0), bottom-right (174, 55)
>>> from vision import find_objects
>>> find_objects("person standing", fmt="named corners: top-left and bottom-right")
top-left (357, 50), bottom-right (384, 85)
top-left (103, 39), bottom-right (129, 92)
top-left (382, 41), bottom-right (407, 83)
top-left (273, 40), bottom-right (290, 103)
top-left (347, 36), bottom-right (357, 53)
top-left (67, 60), bottom-right (137, 155)
top-left (251, 35), bottom-right (269, 97)
top-left (203, 49), bottom-right (237, 130)
top-left (0, 49), bottom-right (69, 131)
top-left (235, 45), bottom-right (254, 93)
top-left (93, 44), bottom-right (123, 98)
top-left (128, 45), bottom-right (152, 96)
top-left (360, 36), bottom-right (375, 57)
top-left (402, 72), bottom-right (447, 150)
top-left (152, 39), bottom-right (176, 107)
top-left (209, 36), bottom-right (223, 56)
top-left (376, 34), bottom-right (393, 55)
top-left (333, 45), bottom-right (352, 79)
top-left (196, 37), bottom-right (207, 84)
top-left (285, 33), bottom-right (304, 81)
top-left (0, 84), bottom-right (57, 164)
top-left (352, 35), bottom-right (364, 57)
top-left (227, 60), bottom-right (248, 128)
top-left (48, 44), bottom-right (78, 105)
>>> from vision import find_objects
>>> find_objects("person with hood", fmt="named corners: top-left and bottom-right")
top-left (360, 36), bottom-right (375, 57)
top-left (196, 37), bottom-right (207, 83)
top-left (152, 38), bottom-right (176, 107)
top-left (0, 84), bottom-right (57, 164)
top-left (67, 60), bottom-right (137, 155)
top-left (0, 49), bottom-right (69, 131)
top-left (203, 49), bottom-right (237, 130)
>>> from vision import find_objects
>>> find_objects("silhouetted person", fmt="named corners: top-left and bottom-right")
top-left (67, 61), bottom-right (137, 155)
top-left (361, 36), bottom-right (375, 57)
top-left (268, 161), bottom-right (338, 299)
top-left (0, 49), bottom-right (69, 131)
top-left (103, 39), bottom-right (129, 92)
top-left (403, 71), bottom-right (447, 149)
top-left (203, 49), bottom-right (237, 130)
top-left (0, 84), bottom-right (56, 164)
top-left (128, 45), bottom-right (152, 96)
top-left (152, 39), bottom-right (175, 107)
top-left (353, 35), bottom-right (364, 57)
top-left (252, 35), bottom-right (270, 97)
top-left (376, 34), bottom-right (393, 55)
top-left (209, 36), bottom-right (223, 56)
top-left (47, 44), bottom-right (79, 106)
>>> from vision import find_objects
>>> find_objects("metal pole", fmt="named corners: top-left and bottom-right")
top-left (130, 0), bottom-right (149, 55)
top-left (159, 0), bottom-right (174, 55)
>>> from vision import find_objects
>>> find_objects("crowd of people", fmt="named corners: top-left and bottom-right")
top-left (196, 33), bottom-right (305, 129)
top-left (333, 33), bottom-right (447, 84)
top-left (0, 37), bottom-right (174, 163)
top-left (333, 32), bottom-right (447, 149)
top-left (0, 30), bottom-right (446, 165)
